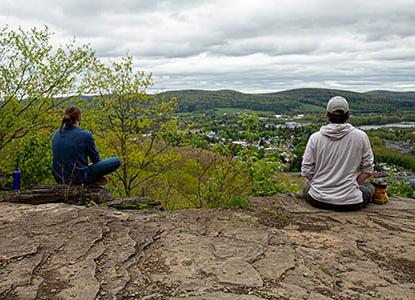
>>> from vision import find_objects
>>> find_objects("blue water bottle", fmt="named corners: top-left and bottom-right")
top-left (13, 167), bottom-right (20, 191)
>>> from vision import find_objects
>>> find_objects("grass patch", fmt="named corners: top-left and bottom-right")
top-left (259, 209), bottom-right (298, 228)
top-left (209, 196), bottom-right (251, 209)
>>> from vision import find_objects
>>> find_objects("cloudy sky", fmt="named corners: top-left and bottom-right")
top-left (2, 0), bottom-right (415, 92)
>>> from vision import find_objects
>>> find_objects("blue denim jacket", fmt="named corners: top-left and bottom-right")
top-left (51, 126), bottom-right (100, 184)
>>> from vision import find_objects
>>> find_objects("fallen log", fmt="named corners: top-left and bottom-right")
top-left (1, 184), bottom-right (112, 205)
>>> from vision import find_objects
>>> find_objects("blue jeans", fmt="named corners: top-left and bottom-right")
top-left (85, 157), bottom-right (121, 184)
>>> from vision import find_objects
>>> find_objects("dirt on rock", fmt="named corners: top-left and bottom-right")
top-left (1, 195), bottom-right (415, 299)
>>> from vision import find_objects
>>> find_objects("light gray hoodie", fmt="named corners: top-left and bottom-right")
top-left (301, 123), bottom-right (374, 205)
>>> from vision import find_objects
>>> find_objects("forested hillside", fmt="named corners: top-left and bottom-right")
top-left (160, 88), bottom-right (415, 114)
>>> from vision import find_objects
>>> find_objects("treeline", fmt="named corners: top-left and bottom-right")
top-left (349, 112), bottom-right (415, 126)
top-left (160, 88), bottom-right (415, 115)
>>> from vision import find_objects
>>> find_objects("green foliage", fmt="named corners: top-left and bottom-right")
top-left (82, 55), bottom-right (178, 197)
top-left (15, 134), bottom-right (54, 186)
top-left (198, 156), bottom-right (250, 208)
top-left (154, 147), bottom-right (251, 209)
top-left (371, 145), bottom-right (415, 172)
top-left (0, 26), bottom-right (94, 152)
top-left (209, 196), bottom-right (250, 209)
top-left (238, 147), bottom-right (288, 196)
top-left (237, 113), bottom-right (260, 142)
top-left (238, 113), bottom-right (259, 130)
top-left (0, 131), bottom-right (54, 188)
top-left (384, 172), bottom-right (415, 199)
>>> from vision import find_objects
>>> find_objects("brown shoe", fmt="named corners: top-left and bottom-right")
top-left (94, 177), bottom-right (108, 186)
top-left (372, 180), bottom-right (389, 205)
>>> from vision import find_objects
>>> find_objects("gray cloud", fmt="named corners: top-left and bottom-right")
top-left (1, 0), bottom-right (415, 92)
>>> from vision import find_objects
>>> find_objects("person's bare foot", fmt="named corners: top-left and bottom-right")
top-left (94, 177), bottom-right (108, 185)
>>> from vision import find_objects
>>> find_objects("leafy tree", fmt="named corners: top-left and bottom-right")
top-left (0, 26), bottom-right (94, 152)
top-left (238, 113), bottom-right (259, 142)
top-left (1, 132), bottom-right (54, 188)
top-left (84, 55), bottom-right (178, 197)
top-left (159, 147), bottom-right (251, 209)
top-left (238, 147), bottom-right (287, 196)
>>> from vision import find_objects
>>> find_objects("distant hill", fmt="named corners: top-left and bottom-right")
top-left (160, 88), bottom-right (415, 114)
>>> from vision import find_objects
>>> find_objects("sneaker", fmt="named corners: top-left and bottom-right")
top-left (371, 180), bottom-right (389, 205)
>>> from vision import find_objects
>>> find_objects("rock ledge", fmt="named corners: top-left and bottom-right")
top-left (0, 195), bottom-right (414, 299)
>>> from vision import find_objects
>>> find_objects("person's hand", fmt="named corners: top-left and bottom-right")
top-left (357, 172), bottom-right (370, 185)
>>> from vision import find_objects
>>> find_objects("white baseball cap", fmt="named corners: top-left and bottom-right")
top-left (326, 96), bottom-right (349, 113)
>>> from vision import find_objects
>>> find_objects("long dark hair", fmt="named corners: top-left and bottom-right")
top-left (59, 106), bottom-right (81, 134)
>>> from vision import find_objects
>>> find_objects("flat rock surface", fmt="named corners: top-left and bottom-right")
top-left (0, 195), bottom-right (415, 299)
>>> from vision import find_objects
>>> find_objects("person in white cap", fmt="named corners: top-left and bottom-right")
top-left (301, 96), bottom-right (375, 211)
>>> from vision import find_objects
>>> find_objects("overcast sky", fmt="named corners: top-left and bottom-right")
top-left (2, 0), bottom-right (415, 92)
